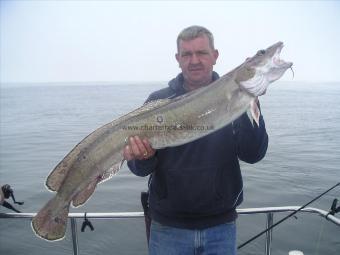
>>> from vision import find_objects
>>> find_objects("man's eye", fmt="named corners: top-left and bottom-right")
top-left (197, 51), bottom-right (208, 55)
top-left (181, 52), bottom-right (191, 57)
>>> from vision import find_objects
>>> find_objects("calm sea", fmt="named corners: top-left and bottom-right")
top-left (0, 82), bottom-right (339, 255)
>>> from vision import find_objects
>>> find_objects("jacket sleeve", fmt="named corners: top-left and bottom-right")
top-left (127, 156), bottom-right (158, 177)
top-left (232, 102), bottom-right (268, 164)
top-left (126, 92), bottom-right (163, 177)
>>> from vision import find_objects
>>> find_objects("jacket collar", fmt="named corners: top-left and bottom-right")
top-left (168, 71), bottom-right (220, 96)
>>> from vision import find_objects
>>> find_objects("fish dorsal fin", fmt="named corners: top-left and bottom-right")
top-left (112, 91), bottom-right (205, 126)
top-left (46, 147), bottom-right (81, 192)
top-left (71, 160), bottom-right (124, 207)
top-left (46, 99), bottom-right (171, 192)
top-left (78, 98), bottom-right (174, 145)
top-left (117, 98), bottom-right (172, 122)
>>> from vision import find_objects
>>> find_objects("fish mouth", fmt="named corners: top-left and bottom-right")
top-left (266, 42), bottom-right (293, 82)
top-left (238, 41), bottom-right (293, 97)
top-left (272, 42), bottom-right (293, 69)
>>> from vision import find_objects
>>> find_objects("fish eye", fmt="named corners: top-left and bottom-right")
top-left (257, 49), bottom-right (266, 55)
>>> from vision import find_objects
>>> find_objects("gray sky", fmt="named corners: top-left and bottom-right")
top-left (1, 0), bottom-right (340, 84)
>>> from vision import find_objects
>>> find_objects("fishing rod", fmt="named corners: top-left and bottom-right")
top-left (238, 182), bottom-right (340, 250)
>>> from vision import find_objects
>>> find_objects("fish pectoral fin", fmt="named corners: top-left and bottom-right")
top-left (98, 160), bottom-right (125, 184)
top-left (247, 98), bottom-right (260, 127)
top-left (72, 179), bottom-right (98, 207)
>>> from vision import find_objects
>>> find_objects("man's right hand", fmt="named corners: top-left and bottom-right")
top-left (123, 136), bottom-right (156, 161)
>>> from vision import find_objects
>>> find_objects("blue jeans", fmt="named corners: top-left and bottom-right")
top-left (149, 221), bottom-right (237, 255)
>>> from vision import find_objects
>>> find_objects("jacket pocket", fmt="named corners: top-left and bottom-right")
top-left (216, 165), bottom-right (243, 209)
top-left (165, 165), bottom-right (221, 214)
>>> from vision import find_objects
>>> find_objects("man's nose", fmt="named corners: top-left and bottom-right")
top-left (190, 53), bottom-right (200, 64)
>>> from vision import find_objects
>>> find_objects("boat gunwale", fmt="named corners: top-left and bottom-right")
top-left (1, 206), bottom-right (339, 226)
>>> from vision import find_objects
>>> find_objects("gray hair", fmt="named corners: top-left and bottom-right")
top-left (176, 25), bottom-right (215, 52)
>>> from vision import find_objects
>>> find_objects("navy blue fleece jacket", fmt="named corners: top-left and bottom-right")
top-left (127, 72), bottom-right (268, 229)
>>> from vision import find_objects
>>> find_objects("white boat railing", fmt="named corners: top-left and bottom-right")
top-left (1, 206), bottom-right (339, 255)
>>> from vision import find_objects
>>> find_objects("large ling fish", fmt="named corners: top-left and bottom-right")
top-left (32, 42), bottom-right (292, 241)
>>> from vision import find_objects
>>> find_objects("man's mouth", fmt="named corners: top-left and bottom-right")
top-left (188, 64), bottom-right (204, 72)
top-left (189, 67), bottom-right (204, 72)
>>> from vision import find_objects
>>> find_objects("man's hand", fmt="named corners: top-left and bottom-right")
top-left (123, 136), bottom-right (156, 161)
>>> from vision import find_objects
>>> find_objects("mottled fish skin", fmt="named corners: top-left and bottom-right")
top-left (32, 42), bottom-right (292, 241)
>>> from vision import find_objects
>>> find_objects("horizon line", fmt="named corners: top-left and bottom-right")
top-left (1, 80), bottom-right (340, 86)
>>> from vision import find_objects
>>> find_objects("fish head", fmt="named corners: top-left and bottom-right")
top-left (236, 42), bottom-right (293, 96)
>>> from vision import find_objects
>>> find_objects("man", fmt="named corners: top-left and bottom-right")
top-left (123, 25), bottom-right (268, 255)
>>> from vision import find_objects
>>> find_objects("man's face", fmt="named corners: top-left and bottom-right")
top-left (176, 35), bottom-right (219, 89)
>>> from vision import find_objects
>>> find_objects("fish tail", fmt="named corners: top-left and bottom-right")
top-left (31, 195), bottom-right (70, 241)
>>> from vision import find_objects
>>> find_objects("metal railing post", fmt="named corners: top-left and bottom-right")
top-left (70, 218), bottom-right (79, 255)
top-left (265, 212), bottom-right (273, 255)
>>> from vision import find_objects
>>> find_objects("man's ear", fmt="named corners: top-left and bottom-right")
top-left (175, 53), bottom-right (180, 62)
top-left (213, 49), bottom-right (219, 65)
top-left (175, 53), bottom-right (181, 67)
